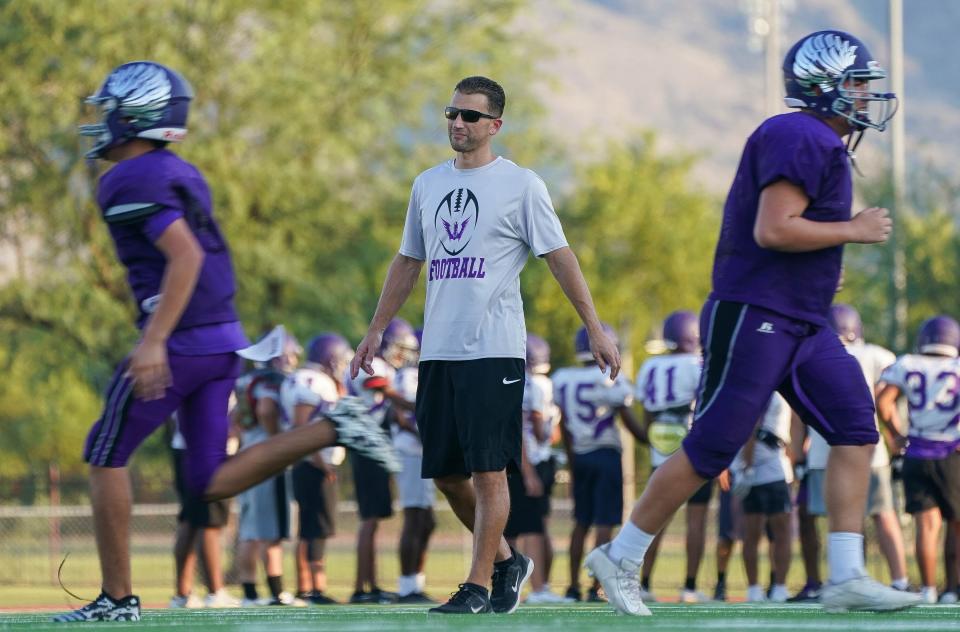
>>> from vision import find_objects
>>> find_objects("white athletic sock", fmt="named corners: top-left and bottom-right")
top-left (415, 573), bottom-right (426, 592)
top-left (827, 532), bottom-right (865, 584)
top-left (607, 521), bottom-right (655, 566)
top-left (891, 577), bottom-right (909, 591)
top-left (398, 575), bottom-right (417, 597)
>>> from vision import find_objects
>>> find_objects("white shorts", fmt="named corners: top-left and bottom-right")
top-left (397, 453), bottom-right (435, 509)
top-left (238, 470), bottom-right (291, 541)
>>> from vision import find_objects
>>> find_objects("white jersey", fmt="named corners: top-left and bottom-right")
top-left (346, 356), bottom-right (396, 426)
top-left (280, 366), bottom-right (345, 466)
top-left (734, 393), bottom-right (793, 485)
top-left (392, 366), bottom-right (422, 457)
top-left (881, 353), bottom-right (960, 456)
top-left (552, 365), bottom-right (633, 454)
top-left (521, 374), bottom-right (552, 465)
top-left (807, 342), bottom-right (896, 469)
top-left (635, 353), bottom-right (701, 467)
top-left (399, 158), bottom-right (568, 361)
top-left (526, 373), bottom-right (560, 465)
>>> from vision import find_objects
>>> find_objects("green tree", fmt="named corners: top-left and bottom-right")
top-left (0, 0), bottom-right (551, 481)
top-left (523, 135), bottom-right (720, 371)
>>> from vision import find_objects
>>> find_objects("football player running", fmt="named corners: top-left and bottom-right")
top-left (556, 324), bottom-right (644, 603)
top-left (876, 316), bottom-right (960, 604)
top-left (584, 31), bottom-right (920, 615)
top-left (635, 310), bottom-right (712, 603)
top-left (55, 62), bottom-right (397, 623)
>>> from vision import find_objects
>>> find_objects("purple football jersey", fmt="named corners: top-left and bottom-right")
top-left (710, 112), bottom-right (852, 325)
top-left (97, 149), bottom-right (244, 353)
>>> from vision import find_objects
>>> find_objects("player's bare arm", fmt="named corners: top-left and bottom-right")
top-left (875, 383), bottom-right (907, 452)
top-left (754, 180), bottom-right (892, 252)
top-left (618, 406), bottom-right (646, 444)
top-left (351, 253), bottom-right (423, 377)
top-left (129, 218), bottom-right (204, 401)
top-left (544, 246), bottom-right (620, 379)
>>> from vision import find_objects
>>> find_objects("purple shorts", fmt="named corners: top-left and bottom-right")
top-left (84, 352), bottom-right (242, 495)
top-left (682, 300), bottom-right (877, 479)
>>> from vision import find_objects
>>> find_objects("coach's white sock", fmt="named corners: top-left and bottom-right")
top-left (607, 521), bottom-right (655, 566)
top-left (398, 575), bottom-right (417, 597)
top-left (827, 532), bottom-right (865, 584)
top-left (416, 573), bottom-right (426, 592)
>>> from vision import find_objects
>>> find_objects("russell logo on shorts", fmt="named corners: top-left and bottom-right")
top-left (429, 187), bottom-right (486, 282)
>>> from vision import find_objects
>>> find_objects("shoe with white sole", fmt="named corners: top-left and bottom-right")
top-left (680, 588), bottom-right (710, 603)
top-left (939, 591), bottom-right (958, 604)
top-left (746, 585), bottom-right (767, 603)
top-left (169, 593), bottom-right (204, 608)
top-left (52, 592), bottom-right (140, 623)
top-left (821, 575), bottom-right (922, 613)
top-left (525, 588), bottom-right (566, 604)
top-left (583, 543), bottom-right (651, 616)
top-left (205, 589), bottom-right (241, 608)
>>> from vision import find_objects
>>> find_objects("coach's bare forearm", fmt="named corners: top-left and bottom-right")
top-left (544, 247), bottom-right (603, 334)
top-left (367, 254), bottom-right (423, 333)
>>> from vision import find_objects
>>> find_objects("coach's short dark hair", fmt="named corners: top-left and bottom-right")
top-left (454, 76), bottom-right (505, 117)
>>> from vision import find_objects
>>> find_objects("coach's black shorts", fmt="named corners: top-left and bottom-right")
top-left (350, 451), bottom-right (393, 520)
top-left (293, 461), bottom-right (337, 539)
top-left (173, 448), bottom-right (230, 528)
top-left (417, 358), bottom-right (525, 479)
top-left (903, 453), bottom-right (960, 518)
top-left (743, 480), bottom-right (792, 515)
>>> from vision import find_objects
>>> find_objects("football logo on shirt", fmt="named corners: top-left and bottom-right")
top-left (435, 188), bottom-right (479, 256)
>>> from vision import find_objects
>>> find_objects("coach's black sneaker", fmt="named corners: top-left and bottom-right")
top-left (564, 586), bottom-right (582, 602)
top-left (429, 583), bottom-right (492, 614)
top-left (397, 591), bottom-right (437, 604)
top-left (370, 587), bottom-right (399, 604)
top-left (490, 547), bottom-right (534, 613)
top-left (787, 581), bottom-right (822, 603)
top-left (52, 592), bottom-right (141, 622)
top-left (304, 590), bottom-right (339, 605)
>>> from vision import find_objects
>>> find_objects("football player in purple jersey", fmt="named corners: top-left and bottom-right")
top-left (54, 62), bottom-right (397, 623)
top-left (585, 31), bottom-right (920, 615)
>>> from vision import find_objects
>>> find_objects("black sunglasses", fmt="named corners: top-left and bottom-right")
top-left (444, 106), bottom-right (498, 123)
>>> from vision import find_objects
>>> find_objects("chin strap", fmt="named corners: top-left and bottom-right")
top-left (846, 129), bottom-right (866, 177)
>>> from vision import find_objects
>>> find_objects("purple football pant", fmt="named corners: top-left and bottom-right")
top-left (682, 299), bottom-right (878, 479)
top-left (84, 352), bottom-right (242, 495)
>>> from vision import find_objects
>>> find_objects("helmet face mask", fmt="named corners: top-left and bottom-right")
top-left (526, 334), bottom-right (551, 375)
top-left (79, 61), bottom-right (193, 159)
top-left (783, 31), bottom-right (898, 132)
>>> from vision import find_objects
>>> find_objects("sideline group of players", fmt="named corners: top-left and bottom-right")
top-left (173, 303), bottom-right (960, 609)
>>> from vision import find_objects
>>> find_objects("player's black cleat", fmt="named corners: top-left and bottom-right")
top-left (429, 583), bottom-right (492, 614)
top-left (490, 547), bottom-right (534, 613)
top-left (397, 592), bottom-right (437, 604)
top-left (52, 592), bottom-right (141, 623)
top-left (303, 590), bottom-right (339, 605)
top-left (713, 580), bottom-right (728, 602)
top-left (587, 586), bottom-right (606, 602)
top-left (787, 581), bottom-right (822, 603)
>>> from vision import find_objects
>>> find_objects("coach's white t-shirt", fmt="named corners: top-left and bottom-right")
top-left (399, 157), bottom-right (568, 361)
